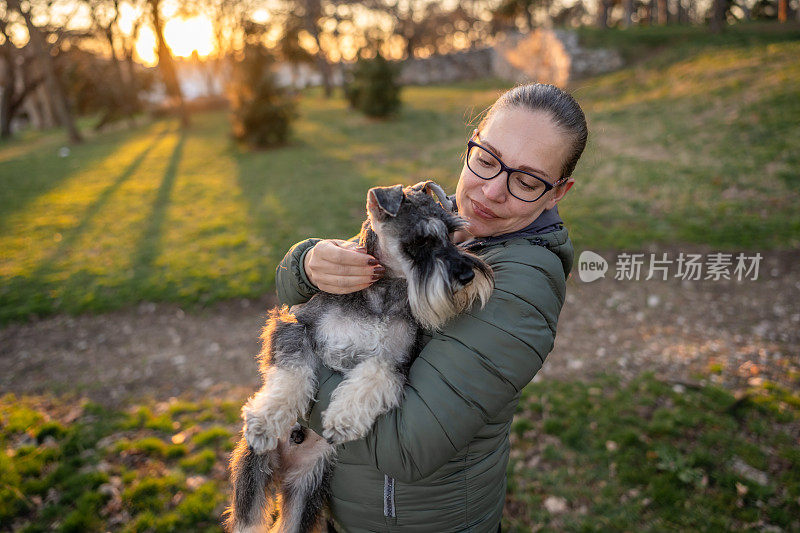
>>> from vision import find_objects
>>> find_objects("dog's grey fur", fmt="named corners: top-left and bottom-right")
top-left (225, 181), bottom-right (494, 533)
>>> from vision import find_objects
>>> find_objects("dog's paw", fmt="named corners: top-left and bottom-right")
top-left (243, 414), bottom-right (278, 454)
top-left (321, 410), bottom-right (369, 445)
top-left (242, 405), bottom-right (296, 454)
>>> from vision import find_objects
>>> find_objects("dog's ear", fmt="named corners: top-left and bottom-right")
top-left (410, 180), bottom-right (453, 212)
top-left (368, 185), bottom-right (404, 217)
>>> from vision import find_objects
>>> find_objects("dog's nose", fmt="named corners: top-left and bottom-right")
top-left (457, 268), bottom-right (475, 285)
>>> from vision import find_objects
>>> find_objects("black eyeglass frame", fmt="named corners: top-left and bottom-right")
top-left (465, 138), bottom-right (566, 203)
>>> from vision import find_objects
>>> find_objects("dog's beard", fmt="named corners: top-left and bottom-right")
top-left (452, 265), bottom-right (493, 314)
top-left (407, 260), bottom-right (493, 331)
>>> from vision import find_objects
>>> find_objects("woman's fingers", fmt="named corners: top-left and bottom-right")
top-left (304, 239), bottom-right (384, 293)
top-left (324, 240), bottom-right (379, 267)
top-left (312, 273), bottom-right (378, 294)
top-left (311, 273), bottom-right (378, 294)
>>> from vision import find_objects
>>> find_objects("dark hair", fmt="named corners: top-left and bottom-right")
top-left (479, 83), bottom-right (588, 180)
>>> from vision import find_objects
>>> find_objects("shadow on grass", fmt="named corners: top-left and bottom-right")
top-left (0, 122), bottom-right (169, 233)
top-left (0, 127), bottom-right (174, 322)
top-left (232, 140), bottom-right (373, 285)
top-left (41, 127), bottom-right (170, 273)
top-left (131, 130), bottom-right (186, 282)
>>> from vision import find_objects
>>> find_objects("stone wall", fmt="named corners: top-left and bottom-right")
top-left (398, 48), bottom-right (494, 86)
top-left (398, 29), bottom-right (623, 87)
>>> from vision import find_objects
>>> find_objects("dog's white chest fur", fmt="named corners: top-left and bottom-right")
top-left (315, 308), bottom-right (415, 372)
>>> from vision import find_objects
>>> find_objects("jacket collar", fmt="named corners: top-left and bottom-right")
top-left (448, 194), bottom-right (564, 248)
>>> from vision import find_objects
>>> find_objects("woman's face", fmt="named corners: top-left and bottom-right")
top-left (455, 106), bottom-right (575, 238)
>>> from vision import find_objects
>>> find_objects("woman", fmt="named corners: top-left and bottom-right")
top-left (274, 83), bottom-right (587, 532)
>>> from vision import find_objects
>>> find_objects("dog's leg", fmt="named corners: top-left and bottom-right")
top-left (244, 318), bottom-right (317, 454)
top-left (322, 357), bottom-right (405, 444)
top-left (273, 427), bottom-right (335, 533)
top-left (225, 435), bottom-right (279, 533)
top-left (243, 362), bottom-right (317, 454)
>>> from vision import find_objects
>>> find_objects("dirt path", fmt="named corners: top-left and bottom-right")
top-left (2, 250), bottom-right (798, 405)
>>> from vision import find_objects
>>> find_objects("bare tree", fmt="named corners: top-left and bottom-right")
top-left (657, 0), bottom-right (668, 23)
top-left (386, 0), bottom-right (433, 58)
top-left (115, 0), bottom-right (145, 92)
top-left (299, 0), bottom-right (334, 97)
top-left (597, 0), bottom-right (612, 27)
top-left (0, 15), bottom-right (44, 137)
top-left (147, 0), bottom-right (190, 126)
top-left (84, 0), bottom-right (138, 128)
top-left (7, 0), bottom-right (83, 143)
top-left (623, 0), bottom-right (635, 27)
top-left (710, 0), bottom-right (726, 31)
top-left (275, 0), bottom-right (359, 97)
top-left (778, 0), bottom-right (787, 21)
top-left (493, 0), bottom-right (552, 32)
top-left (376, 1), bottom-right (487, 58)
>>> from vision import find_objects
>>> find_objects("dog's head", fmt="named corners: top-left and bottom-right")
top-left (361, 181), bottom-right (494, 330)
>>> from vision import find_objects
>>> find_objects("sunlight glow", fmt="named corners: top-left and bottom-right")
top-left (163, 15), bottom-right (215, 58)
top-left (135, 26), bottom-right (158, 66)
top-left (132, 15), bottom-right (216, 66)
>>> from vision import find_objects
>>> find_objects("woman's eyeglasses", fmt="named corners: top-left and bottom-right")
top-left (466, 137), bottom-right (564, 203)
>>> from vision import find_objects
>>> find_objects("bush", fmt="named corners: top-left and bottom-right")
top-left (230, 44), bottom-right (296, 148)
top-left (345, 51), bottom-right (401, 118)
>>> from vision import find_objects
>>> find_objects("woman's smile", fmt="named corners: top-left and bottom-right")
top-left (470, 198), bottom-right (499, 219)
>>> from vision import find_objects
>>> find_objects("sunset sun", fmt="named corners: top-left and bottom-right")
top-left (164, 15), bottom-right (215, 58)
top-left (134, 14), bottom-right (216, 65)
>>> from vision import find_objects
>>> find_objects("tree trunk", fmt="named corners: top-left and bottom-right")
top-left (657, 0), bottom-right (668, 24)
top-left (677, 0), bottom-right (687, 23)
top-left (405, 37), bottom-right (415, 59)
top-left (104, 28), bottom-right (137, 128)
top-left (624, 0), bottom-right (635, 27)
top-left (1, 81), bottom-right (13, 138)
top-left (148, 0), bottom-right (189, 127)
top-left (710, 0), bottom-right (725, 32)
top-left (524, 6), bottom-right (535, 31)
top-left (648, 0), bottom-right (658, 24)
top-left (778, 0), bottom-right (787, 22)
top-left (0, 49), bottom-right (41, 138)
top-left (0, 21), bottom-right (15, 137)
top-left (0, 44), bottom-right (15, 138)
top-left (316, 52), bottom-right (333, 98)
top-left (308, 26), bottom-right (332, 98)
top-left (9, 0), bottom-right (82, 143)
top-left (597, 0), bottom-right (611, 27)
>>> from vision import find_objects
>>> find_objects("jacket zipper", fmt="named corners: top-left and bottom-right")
top-left (383, 474), bottom-right (396, 518)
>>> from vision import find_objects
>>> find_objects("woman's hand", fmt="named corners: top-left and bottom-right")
top-left (303, 239), bottom-right (384, 294)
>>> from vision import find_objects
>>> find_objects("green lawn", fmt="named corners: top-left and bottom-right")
top-left (2, 374), bottom-right (798, 532)
top-left (1, 26), bottom-right (799, 323)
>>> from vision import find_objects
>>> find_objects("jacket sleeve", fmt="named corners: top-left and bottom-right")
top-left (275, 235), bottom-right (365, 307)
top-left (304, 244), bottom-right (567, 483)
top-left (275, 238), bottom-right (322, 307)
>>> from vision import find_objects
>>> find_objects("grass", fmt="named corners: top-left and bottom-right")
top-left (1, 26), bottom-right (799, 324)
top-left (503, 374), bottom-right (800, 531)
top-left (0, 395), bottom-right (239, 532)
top-left (576, 21), bottom-right (800, 64)
top-left (1, 372), bottom-right (798, 531)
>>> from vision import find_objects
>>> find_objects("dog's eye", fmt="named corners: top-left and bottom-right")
top-left (403, 235), bottom-right (437, 258)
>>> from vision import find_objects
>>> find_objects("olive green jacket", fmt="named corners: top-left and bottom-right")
top-left (275, 227), bottom-right (574, 533)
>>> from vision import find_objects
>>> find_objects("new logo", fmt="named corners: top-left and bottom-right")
top-left (578, 251), bottom-right (608, 282)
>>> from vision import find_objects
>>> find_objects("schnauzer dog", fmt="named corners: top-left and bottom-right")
top-left (226, 181), bottom-right (494, 533)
